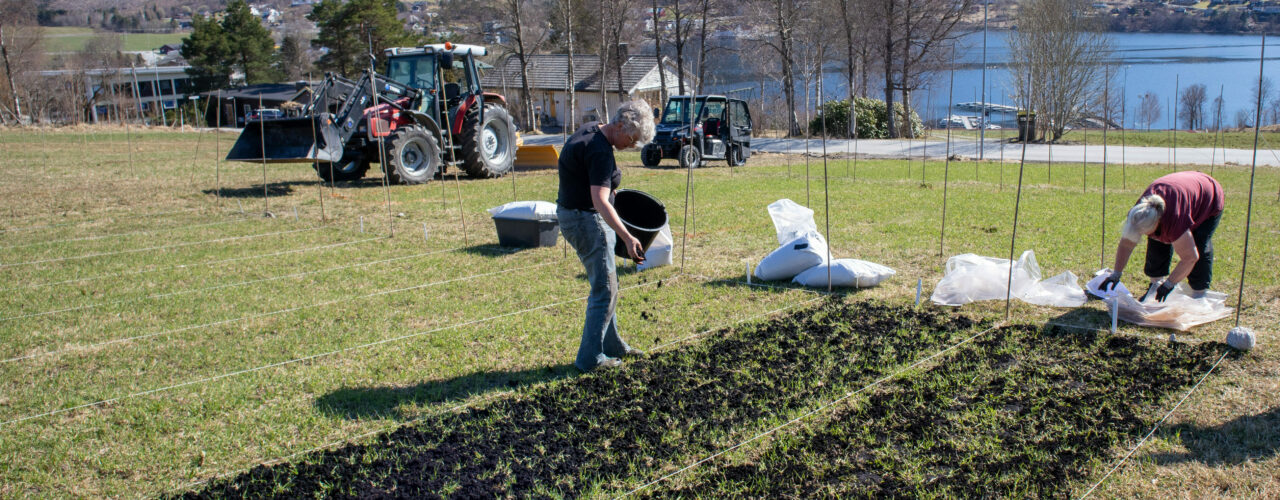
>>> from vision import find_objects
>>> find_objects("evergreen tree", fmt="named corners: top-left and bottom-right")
top-left (309, 0), bottom-right (419, 76)
top-left (276, 34), bottom-right (311, 81)
top-left (180, 13), bottom-right (232, 92)
top-left (222, 0), bottom-right (280, 84)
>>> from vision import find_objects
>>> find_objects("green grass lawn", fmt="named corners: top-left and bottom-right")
top-left (0, 126), bottom-right (1277, 497)
top-left (41, 27), bottom-right (188, 53)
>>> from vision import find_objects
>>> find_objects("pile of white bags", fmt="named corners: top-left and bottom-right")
top-left (752, 199), bottom-right (894, 288)
top-left (1085, 269), bottom-right (1232, 331)
top-left (931, 250), bottom-right (1086, 307)
top-left (487, 201), bottom-right (558, 221)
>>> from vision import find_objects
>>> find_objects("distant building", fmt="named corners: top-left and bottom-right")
top-left (37, 65), bottom-right (194, 124)
top-left (482, 49), bottom-right (690, 130)
top-left (158, 44), bottom-right (182, 55)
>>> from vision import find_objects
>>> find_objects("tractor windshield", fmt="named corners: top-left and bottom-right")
top-left (660, 98), bottom-right (726, 125)
top-left (386, 55), bottom-right (438, 90)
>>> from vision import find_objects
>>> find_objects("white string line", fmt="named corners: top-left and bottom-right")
top-left (0, 276), bottom-right (672, 428)
top-left (616, 322), bottom-right (1004, 498)
top-left (0, 206), bottom-right (210, 235)
top-left (176, 274), bottom-right (806, 496)
top-left (1044, 321), bottom-right (1211, 346)
top-left (1, 244), bottom-right (501, 323)
top-left (1, 236), bottom-right (382, 292)
top-left (0, 226), bottom-right (322, 268)
top-left (0, 216), bottom-right (247, 251)
top-left (1075, 350), bottom-right (1229, 499)
top-left (1, 258), bottom-right (555, 365)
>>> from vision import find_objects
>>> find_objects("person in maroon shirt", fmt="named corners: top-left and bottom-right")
top-left (1100, 171), bottom-right (1224, 302)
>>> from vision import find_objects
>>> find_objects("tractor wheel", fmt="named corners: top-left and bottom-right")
top-left (459, 103), bottom-right (517, 178)
top-left (384, 127), bottom-right (441, 185)
top-left (641, 145), bottom-right (662, 167)
top-left (678, 144), bottom-right (702, 169)
top-left (315, 152), bottom-right (370, 183)
top-left (727, 144), bottom-right (746, 167)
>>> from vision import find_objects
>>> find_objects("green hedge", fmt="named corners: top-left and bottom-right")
top-left (809, 97), bottom-right (923, 139)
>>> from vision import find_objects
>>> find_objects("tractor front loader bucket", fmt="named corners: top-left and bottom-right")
top-left (225, 113), bottom-right (343, 163)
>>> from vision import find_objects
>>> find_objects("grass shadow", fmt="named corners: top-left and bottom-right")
top-left (455, 243), bottom-right (526, 257)
top-left (315, 363), bottom-right (578, 420)
top-left (202, 181), bottom-right (302, 199)
top-left (1151, 405), bottom-right (1280, 466)
top-left (701, 276), bottom-right (848, 296)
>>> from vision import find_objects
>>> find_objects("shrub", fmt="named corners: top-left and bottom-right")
top-left (809, 97), bottom-right (923, 139)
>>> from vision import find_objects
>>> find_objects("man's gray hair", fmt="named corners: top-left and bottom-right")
top-left (612, 99), bottom-right (656, 147)
top-left (1121, 194), bottom-right (1165, 243)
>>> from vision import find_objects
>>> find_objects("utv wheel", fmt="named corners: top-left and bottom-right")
top-left (727, 144), bottom-right (746, 167)
top-left (315, 152), bottom-right (370, 182)
top-left (641, 144), bottom-right (662, 167)
top-left (678, 144), bottom-right (702, 169)
top-left (385, 127), bottom-right (441, 185)
top-left (460, 104), bottom-right (517, 178)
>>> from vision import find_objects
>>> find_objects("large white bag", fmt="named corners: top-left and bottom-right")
top-left (1086, 269), bottom-right (1233, 331)
top-left (931, 250), bottom-right (1086, 307)
top-left (754, 234), bottom-right (828, 281)
top-left (487, 201), bottom-right (558, 221)
top-left (636, 224), bottom-right (673, 271)
top-left (767, 199), bottom-right (820, 244)
top-left (793, 259), bottom-right (896, 288)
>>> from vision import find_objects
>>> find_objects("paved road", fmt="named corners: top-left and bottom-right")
top-left (522, 134), bottom-right (1280, 167)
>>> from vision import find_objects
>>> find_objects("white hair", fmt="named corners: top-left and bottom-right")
top-left (612, 99), bottom-right (656, 146)
top-left (1121, 194), bottom-right (1165, 243)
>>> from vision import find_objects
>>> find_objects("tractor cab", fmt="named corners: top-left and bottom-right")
top-left (642, 95), bottom-right (752, 168)
top-left (384, 43), bottom-right (486, 119)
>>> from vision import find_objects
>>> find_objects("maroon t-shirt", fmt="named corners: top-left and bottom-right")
top-left (1140, 171), bottom-right (1224, 244)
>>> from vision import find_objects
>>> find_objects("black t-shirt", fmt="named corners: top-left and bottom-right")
top-left (557, 122), bottom-right (621, 211)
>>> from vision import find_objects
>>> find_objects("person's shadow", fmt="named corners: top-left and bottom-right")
top-left (315, 363), bottom-right (577, 420)
top-left (1149, 405), bottom-right (1280, 466)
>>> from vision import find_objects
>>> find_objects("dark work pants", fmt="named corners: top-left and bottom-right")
top-left (1144, 212), bottom-right (1221, 291)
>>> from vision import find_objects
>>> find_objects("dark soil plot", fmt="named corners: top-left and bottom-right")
top-left (649, 326), bottom-right (1228, 499)
top-left (175, 301), bottom-right (981, 499)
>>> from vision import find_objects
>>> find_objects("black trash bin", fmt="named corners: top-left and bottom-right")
top-left (492, 217), bottom-right (559, 247)
top-left (1017, 111), bottom-right (1037, 142)
top-left (612, 189), bottom-right (668, 259)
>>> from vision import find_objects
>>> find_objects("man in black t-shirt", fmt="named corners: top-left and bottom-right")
top-left (556, 100), bottom-right (656, 372)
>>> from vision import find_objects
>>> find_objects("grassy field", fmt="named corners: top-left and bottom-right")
top-left (0, 126), bottom-right (1277, 497)
top-left (41, 27), bottom-right (188, 53)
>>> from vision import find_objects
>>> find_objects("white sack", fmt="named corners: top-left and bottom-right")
top-left (767, 199), bottom-right (820, 244)
top-left (754, 234), bottom-right (828, 281)
top-left (793, 259), bottom-right (896, 288)
top-left (636, 224), bottom-right (674, 271)
top-left (1086, 269), bottom-right (1232, 331)
top-left (487, 201), bottom-right (558, 221)
top-left (931, 250), bottom-right (1086, 307)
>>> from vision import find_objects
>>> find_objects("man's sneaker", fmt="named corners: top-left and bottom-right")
top-left (579, 358), bottom-right (623, 373)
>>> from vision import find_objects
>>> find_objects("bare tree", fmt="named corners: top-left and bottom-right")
top-left (1177, 83), bottom-right (1207, 130)
top-left (651, 0), bottom-right (667, 103)
top-left (1234, 107), bottom-right (1251, 129)
top-left (1250, 75), bottom-right (1272, 125)
top-left (499, 0), bottom-right (552, 131)
top-left (895, 0), bottom-right (971, 138)
top-left (1211, 92), bottom-right (1224, 131)
top-left (1136, 91), bottom-right (1161, 131)
top-left (1009, 0), bottom-right (1111, 142)
top-left (748, 0), bottom-right (804, 135)
top-left (0, 0), bottom-right (42, 123)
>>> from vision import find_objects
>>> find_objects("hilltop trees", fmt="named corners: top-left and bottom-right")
top-left (181, 0), bottom-right (280, 91)
top-left (309, 0), bottom-right (419, 76)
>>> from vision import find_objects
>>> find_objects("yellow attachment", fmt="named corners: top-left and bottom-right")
top-left (514, 144), bottom-right (560, 170)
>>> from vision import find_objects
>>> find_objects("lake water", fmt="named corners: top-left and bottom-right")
top-left (710, 31), bottom-right (1278, 130)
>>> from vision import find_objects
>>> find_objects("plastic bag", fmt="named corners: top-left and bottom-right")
top-left (754, 234), bottom-right (828, 281)
top-left (1085, 269), bottom-right (1232, 331)
top-left (931, 250), bottom-right (1086, 307)
top-left (487, 201), bottom-right (558, 221)
top-left (767, 199), bottom-right (820, 245)
top-left (636, 224), bottom-right (674, 271)
top-left (793, 259), bottom-right (896, 288)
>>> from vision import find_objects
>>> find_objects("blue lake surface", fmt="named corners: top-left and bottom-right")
top-left (710, 31), bottom-right (1278, 130)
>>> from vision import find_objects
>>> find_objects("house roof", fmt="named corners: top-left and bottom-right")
top-left (481, 54), bottom-right (687, 94)
top-left (199, 83), bottom-right (312, 104)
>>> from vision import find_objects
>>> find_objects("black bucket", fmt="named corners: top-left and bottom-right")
top-left (612, 189), bottom-right (668, 259)
top-left (225, 113), bottom-right (343, 164)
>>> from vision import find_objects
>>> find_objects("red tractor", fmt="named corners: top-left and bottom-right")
top-left (227, 43), bottom-right (518, 184)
